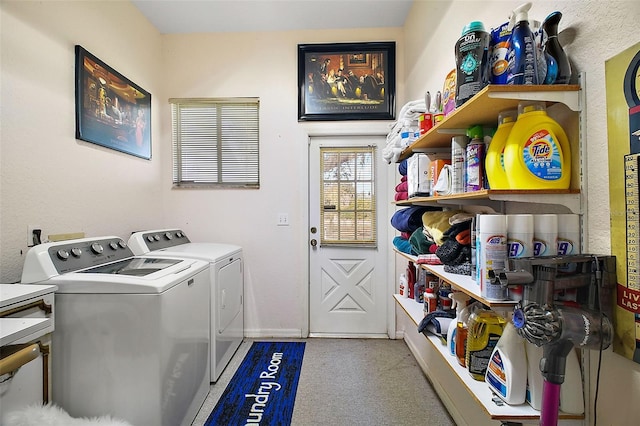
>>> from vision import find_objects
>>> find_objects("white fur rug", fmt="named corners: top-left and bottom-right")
top-left (2, 404), bottom-right (133, 426)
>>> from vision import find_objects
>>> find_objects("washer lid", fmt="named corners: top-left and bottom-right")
top-left (36, 258), bottom-right (208, 294)
top-left (154, 243), bottom-right (242, 262)
top-left (78, 257), bottom-right (182, 276)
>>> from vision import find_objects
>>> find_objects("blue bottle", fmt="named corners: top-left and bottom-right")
top-left (543, 11), bottom-right (572, 84)
top-left (506, 3), bottom-right (539, 85)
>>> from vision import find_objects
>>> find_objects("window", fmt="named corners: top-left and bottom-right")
top-left (320, 146), bottom-right (376, 246)
top-left (169, 98), bottom-right (259, 188)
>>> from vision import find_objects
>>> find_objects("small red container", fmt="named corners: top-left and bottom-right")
top-left (419, 113), bottom-right (433, 134)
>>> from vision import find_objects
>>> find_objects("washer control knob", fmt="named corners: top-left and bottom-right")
top-left (165, 232), bottom-right (173, 240)
top-left (118, 241), bottom-right (127, 249)
top-left (154, 234), bottom-right (160, 241)
top-left (109, 241), bottom-right (119, 250)
top-left (57, 249), bottom-right (70, 260)
top-left (71, 248), bottom-right (82, 257)
top-left (146, 235), bottom-right (154, 243)
top-left (91, 243), bottom-right (104, 254)
top-left (176, 231), bottom-right (184, 238)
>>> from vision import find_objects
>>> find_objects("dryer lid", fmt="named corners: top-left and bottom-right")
top-left (155, 243), bottom-right (242, 262)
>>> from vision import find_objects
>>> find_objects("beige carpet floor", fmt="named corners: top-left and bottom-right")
top-left (191, 338), bottom-right (455, 426)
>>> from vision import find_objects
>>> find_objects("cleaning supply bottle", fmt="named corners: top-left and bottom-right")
top-left (533, 214), bottom-right (558, 257)
top-left (543, 11), bottom-right (572, 84)
top-left (524, 341), bottom-right (544, 410)
top-left (456, 302), bottom-right (479, 367)
top-left (466, 308), bottom-right (507, 380)
top-left (465, 125), bottom-right (485, 192)
top-left (447, 292), bottom-right (472, 356)
top-left (455, 21), bottom-right (491, 107)
top-left (506, 3), bottom-right (539, 85)
top-left (399, 273), bottom-right (408, 298)
top-left (478, 214), bottom-right (508, 301)
top-left (485, 322), bottom-right (527, 405)
top-left (506, 214), bottom-right (534, 301)
top-left (560, 348), bottom-right (585, 414)
top-left (503, 102), bottom-right (571, 189)
top-left (557, 214), bottom-right (581, 275)
top-left (485, 109), bottom-right (517, 189)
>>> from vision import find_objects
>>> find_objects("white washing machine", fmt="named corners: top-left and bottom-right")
top-left (128, 229), bottom-right (243, 382)
top-left (20, 236), bottom-right (210, 426)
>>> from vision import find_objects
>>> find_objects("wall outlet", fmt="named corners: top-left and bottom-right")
top-left (277, 213), bottom-right (289, 226)
top-left (27, 225), bottom-right (42, 247)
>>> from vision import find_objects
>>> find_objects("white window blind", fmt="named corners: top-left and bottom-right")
top-left (170, 98), bottom-right (259, 188)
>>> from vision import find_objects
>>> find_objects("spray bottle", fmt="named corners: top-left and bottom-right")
top-left (542, 11), bottom-right (572, 84)
top-left (485, 321), bottom-right (527, 405)
top-left (447, 292), bottom-right (472, 356)
top-left (506, 3), bottom-right (539, 85)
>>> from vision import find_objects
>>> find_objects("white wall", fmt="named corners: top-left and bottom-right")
top-left (404, 0), bottom-right (640, 424)
top-left (160, 28), bottom-right (404, 337)
top-left (0, 0), bottom-right (164, 282)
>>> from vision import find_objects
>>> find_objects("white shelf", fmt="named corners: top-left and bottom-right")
top-left (394, 294), bottom-right (584, 422)
top-left (394, 249), bottom-right (517, 308)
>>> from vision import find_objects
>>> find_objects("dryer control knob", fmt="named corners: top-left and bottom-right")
top-left (91, 243), bottom-right (104, 254)
top-left (164, 232), bottom-right (173, 240)
top-left (57, 249), bottom-right (70, 260)
top-left (146, 235), bottom-right (154, 243)
top-left (118, 241), bottom-right (127, 249)
top-left (109, 242), bottom-right (119, 250)
top-left (71, 248), bottom-right (82, 257)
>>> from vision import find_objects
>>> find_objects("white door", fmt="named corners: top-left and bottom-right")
top-left (309, 135), bottom-right (388, 337)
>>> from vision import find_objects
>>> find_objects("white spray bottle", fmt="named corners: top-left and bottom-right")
top-left (447, 292), bottom-right (472, 356)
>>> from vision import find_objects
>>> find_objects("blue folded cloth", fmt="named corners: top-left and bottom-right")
top-left (393, 236), bottom-right (415, 255)
top-left (398, 159), bottom-right (408, 176)
top-left (391, 206), bottom-right (435, 233)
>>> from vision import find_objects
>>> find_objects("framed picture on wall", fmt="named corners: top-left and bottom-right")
top-left (75, 45), bottom-right (152, 160)
top-left (297, 42), bottom-right (396, 121)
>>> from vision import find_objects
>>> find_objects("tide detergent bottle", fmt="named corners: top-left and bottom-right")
top-left (503, 101), bottom-right (571, 189)
top-left (485, 109), bottom-right (518, 189)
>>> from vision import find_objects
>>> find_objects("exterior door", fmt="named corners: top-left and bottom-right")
top-left (309, 135), bottom-right (388, 337)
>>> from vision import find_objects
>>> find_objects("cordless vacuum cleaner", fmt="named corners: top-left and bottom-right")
top-left (493, 255), bottom-right (616, 426)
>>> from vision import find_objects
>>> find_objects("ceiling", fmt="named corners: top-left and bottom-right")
top-left (131, 0), bottom-right (414, 34)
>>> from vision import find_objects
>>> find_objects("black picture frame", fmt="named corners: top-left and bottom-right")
top-left (75, 45), bottom-right (151, 160)
top-left (298, 42), bottom-right (396, 121)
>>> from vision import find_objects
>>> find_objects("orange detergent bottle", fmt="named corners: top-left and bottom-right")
top-left (503, 102), bottom-right (571, 189)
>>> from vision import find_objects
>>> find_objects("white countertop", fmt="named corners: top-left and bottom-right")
top-left (0, 284), bottom-right (57, 309)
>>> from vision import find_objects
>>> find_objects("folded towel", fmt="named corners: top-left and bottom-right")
top-left (398, 160), bottom-right (408, 175)
top-left (395, 181), bottom-right (408, 192)
top-left (409, 226), bottom-right (437, 255)
top-left (391, 206), bottom-right (438, 233)
top-left (394, 191), bottom-right (408, 201)
top-left (393, 236), bottom-right (415, 255)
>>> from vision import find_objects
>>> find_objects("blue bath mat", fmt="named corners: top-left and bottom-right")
top-left (204, 341), bottom-right (306, 426)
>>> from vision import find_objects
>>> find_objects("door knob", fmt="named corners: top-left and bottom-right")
top-left (310, 239), bottom-right (317, 247)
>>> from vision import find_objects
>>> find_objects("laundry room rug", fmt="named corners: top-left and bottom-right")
top-left (204, 341), bottom-right (306, 426)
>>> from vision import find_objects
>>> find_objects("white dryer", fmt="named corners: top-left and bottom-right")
top-left (128, 229), bottom-right (243, 382)
top-left (20, 236), bottom-right (210, 426)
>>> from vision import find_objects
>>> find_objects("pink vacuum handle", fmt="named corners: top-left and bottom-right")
top-left (540, 380), bottom-right (561, 426)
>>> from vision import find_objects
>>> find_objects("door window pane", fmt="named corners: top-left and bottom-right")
top-left (320, 147), bottom-right (376, 245)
